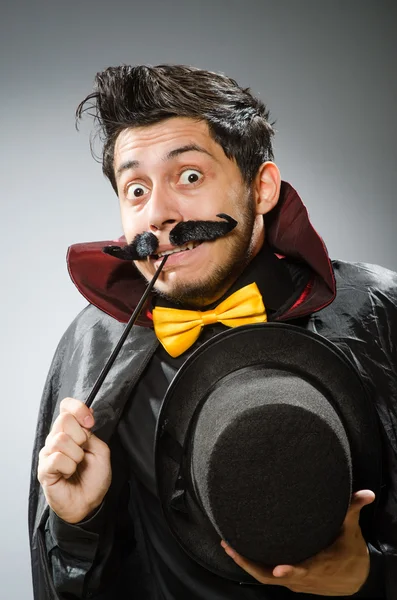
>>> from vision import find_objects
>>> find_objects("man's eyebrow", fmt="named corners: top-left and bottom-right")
top-left (116, 144), bottom-right (215, 179)
top-left (164, 144), bottom-right (214, 161)
top-left (116, 160), bottom-right (140, 178)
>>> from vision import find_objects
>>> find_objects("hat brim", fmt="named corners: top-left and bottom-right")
top-left (154, 323), bottom-right (382, 581)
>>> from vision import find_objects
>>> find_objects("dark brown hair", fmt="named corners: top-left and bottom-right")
top-left (76, 64), bottom-right (275, 193)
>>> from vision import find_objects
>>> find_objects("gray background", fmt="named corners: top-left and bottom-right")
top-left (1, 0), bottom-right (396, 597)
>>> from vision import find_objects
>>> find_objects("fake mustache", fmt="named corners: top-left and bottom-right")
top-left (103, 213), bottom-right (238, 261)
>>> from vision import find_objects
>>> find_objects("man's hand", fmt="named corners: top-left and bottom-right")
top-left (38, 397), bottom-right (112, 524)
top-left (221, 490), bottom-right (375, 596)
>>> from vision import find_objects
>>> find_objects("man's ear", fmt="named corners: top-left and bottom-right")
top-left (253, 162), bottom-right (281, 216)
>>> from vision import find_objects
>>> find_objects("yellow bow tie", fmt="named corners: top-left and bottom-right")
top-left (152, 282), bottom-right (267, 357)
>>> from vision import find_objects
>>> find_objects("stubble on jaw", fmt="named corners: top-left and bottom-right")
top-left (153, 192), bottom-right (259, 308)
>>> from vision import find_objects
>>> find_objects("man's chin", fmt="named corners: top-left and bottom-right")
top-left (154, 281), bottom-right (210, 308)
top-left (153, 269), bottom-right (242, 308)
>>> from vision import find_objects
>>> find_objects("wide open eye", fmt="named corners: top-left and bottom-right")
top-left (179, 169), bottom-right (203, 185)
top-left (126, 183), bottom-right (150, 200)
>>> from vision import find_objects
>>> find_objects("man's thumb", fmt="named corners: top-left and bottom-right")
top-left (347, 489), bottom-right (375, 524)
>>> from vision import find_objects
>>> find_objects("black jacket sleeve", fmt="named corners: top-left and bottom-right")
top-left (45, 505), bottom-right (106, 597)
top-left (28, 306), bottom-right (159, 599)
top-left (41, 435), bottom-right (146, 599)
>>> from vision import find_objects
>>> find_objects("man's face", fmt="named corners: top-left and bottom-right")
top-left (114, 117), bottom-right (266, 306)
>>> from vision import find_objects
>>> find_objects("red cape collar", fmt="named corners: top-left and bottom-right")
top-left (67, 181), bottom-right (336, 326)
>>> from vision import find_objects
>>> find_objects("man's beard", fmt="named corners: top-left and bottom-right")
top-left (156, 195), bottom-right (257, 308)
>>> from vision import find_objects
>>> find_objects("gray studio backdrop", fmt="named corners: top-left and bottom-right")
top-left (1, 1), bottom-right (396, 598)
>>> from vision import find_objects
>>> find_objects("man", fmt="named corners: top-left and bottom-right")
top-left (29, 65), bottom-right (397, 599)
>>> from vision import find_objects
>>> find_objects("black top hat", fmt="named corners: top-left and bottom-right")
top-left (155, 323), bottom-right (382, 582)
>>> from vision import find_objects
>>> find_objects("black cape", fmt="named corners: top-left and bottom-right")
top-left (29, 183), bottom-right (397, 599)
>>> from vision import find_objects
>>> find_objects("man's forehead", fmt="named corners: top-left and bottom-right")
top-left (114, 117), bottom-right (216, 162)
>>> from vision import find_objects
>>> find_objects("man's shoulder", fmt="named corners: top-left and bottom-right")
top-left (57, 303), bottom-right (155, 361)
top-left (53, 304), bottom-right (143, 370)
top-left (315, 260), bottom-right (397, 343)
top-left (64, 304), bottom-right (125, 341)
top-left (44, 304), bottom-right (157, 432)
top-left (332, 259), bottom-right (397, 298)
top-left (313, 261), bottom-right (397, 368)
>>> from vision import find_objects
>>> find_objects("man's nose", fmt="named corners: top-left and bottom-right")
top-left (147, 186), bottom-right (182, 233)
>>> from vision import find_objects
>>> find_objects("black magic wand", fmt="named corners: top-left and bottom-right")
top-left (84, 213), bottom-right (237, 408)
top-left (85, 255), bottom-right (168, 408)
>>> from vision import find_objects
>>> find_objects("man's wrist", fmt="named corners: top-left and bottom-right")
top-left (351, 543), bottom-right (385, 598)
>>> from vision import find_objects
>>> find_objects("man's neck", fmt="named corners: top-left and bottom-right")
top-left (153, 242), bottom-right (295, 314)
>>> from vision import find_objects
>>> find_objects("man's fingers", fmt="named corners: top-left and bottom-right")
top-left (41, 431), bottom-right (85, 464)
top-left (51, 412), bottom-right (91, 446)
top-left (272, 564), bottom-right (308, 579)
top-left (60, 397), bottom-right (95, 429)
top-left (82, 433), bottom-right (111, 459)
top-left (345, 490), bottom-right (375, 526)
top-left (352, 489), bottom-right (376, 507)
top-left (220, 542), bottom-right (275, 582)
top-left (38, 451), bottom-right (78, 484)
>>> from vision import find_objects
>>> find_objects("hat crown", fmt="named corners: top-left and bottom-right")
top-left (190, 367), bottom-right (352, 564)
